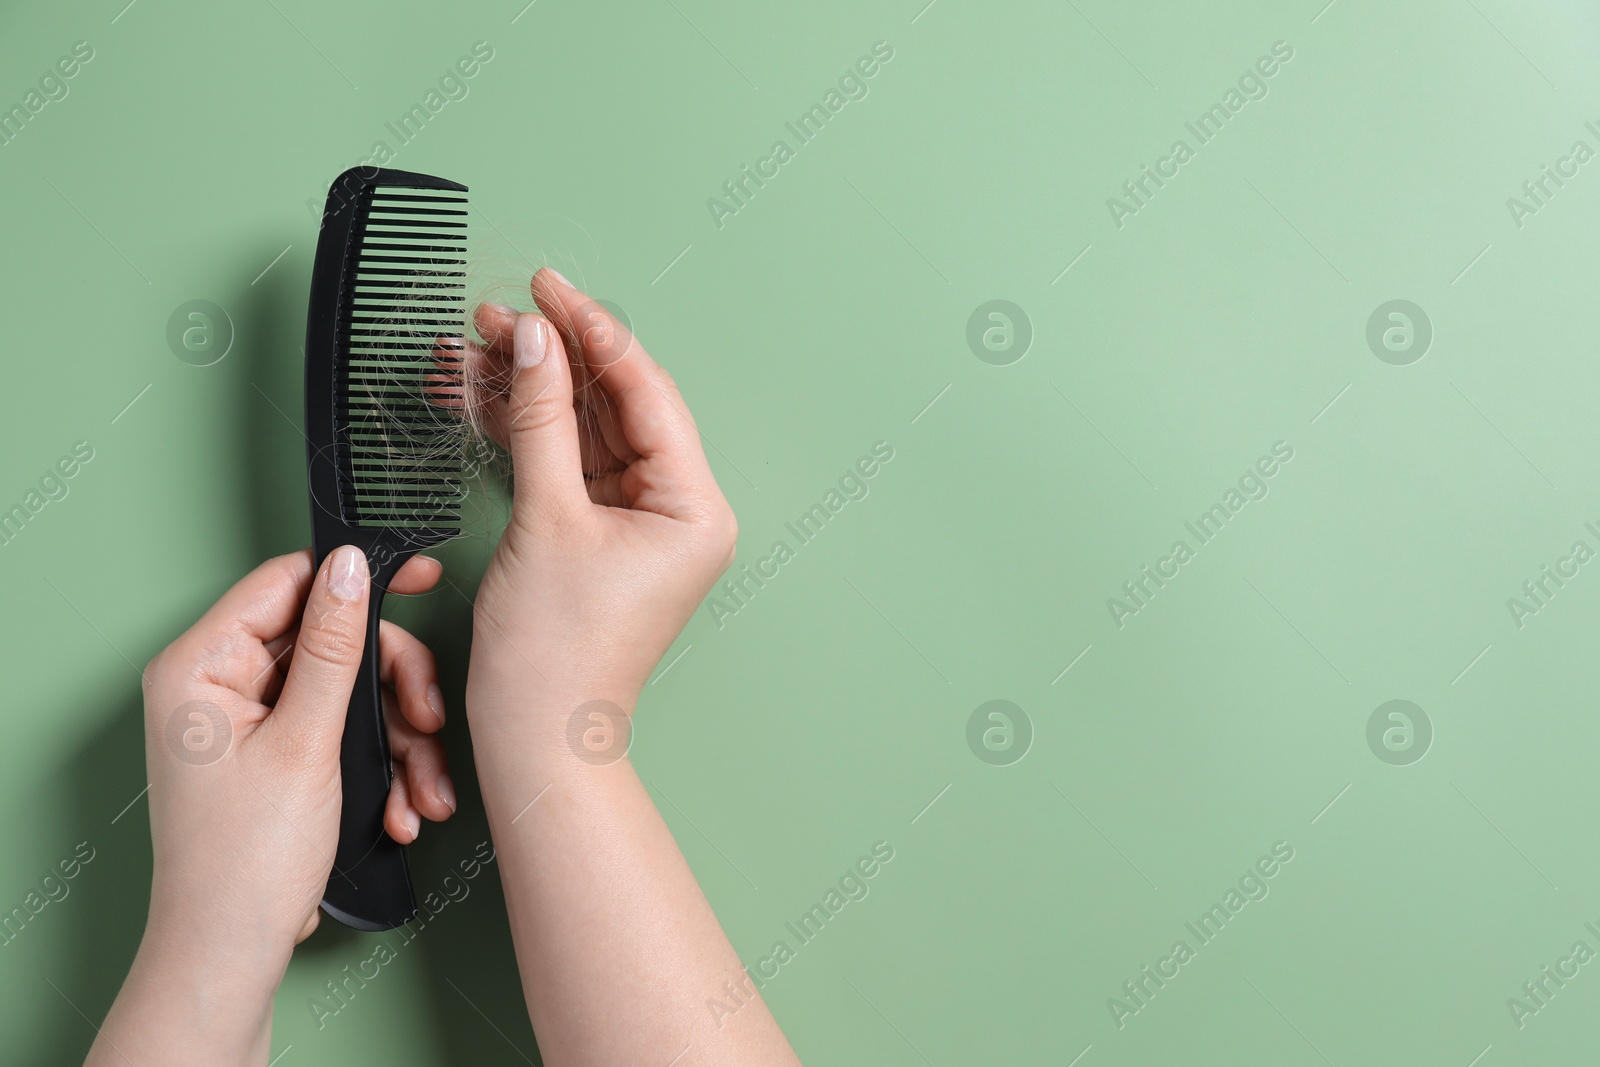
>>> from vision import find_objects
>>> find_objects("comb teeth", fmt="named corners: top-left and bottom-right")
top-left (335, 188), bottom-right (467, 532)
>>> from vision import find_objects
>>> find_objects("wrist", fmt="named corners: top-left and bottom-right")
top-left (466, 656), bottom-right (639, 734)
top-left (146, 875), bottom-right (301, 969)
top-left (105, 916), bottom-right (279, 1064)
top-left (466, 671), bottom-right (641, 788)
top-left (464, 612), bottom-right (655, 715)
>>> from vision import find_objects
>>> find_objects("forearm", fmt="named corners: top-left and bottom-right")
top-left (468, 681), bottom-right (800, 1067)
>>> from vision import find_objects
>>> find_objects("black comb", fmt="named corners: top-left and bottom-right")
top-left (304, 167), bottom-right (467, 930)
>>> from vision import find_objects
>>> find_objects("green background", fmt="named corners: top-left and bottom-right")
top-left (3, 0), bottom-right (1599, 1062)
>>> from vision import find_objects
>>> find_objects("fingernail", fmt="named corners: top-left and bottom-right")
top-left (426, 683), bottom-right (446, 725)
top-left (515, 316), bottom-right (547, 370)
top-left (483, 302), bottom-right (516, 317)
top-left (544, 268), bottom-right (571, 288)
top-left (402, 808), bottom-right (421, 842)
top-left (437, 774), bottom-right (457, 813)
top-left (327, 545), bottom-right (367, 602)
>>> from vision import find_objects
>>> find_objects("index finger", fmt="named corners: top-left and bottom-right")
top-left (193, 549), bottom-right (315, 645)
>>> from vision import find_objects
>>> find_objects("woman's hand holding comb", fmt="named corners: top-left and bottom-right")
top-left (86, 548), bottom-right (455, 1066)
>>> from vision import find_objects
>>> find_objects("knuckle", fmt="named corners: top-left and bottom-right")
top-left (404, 642), bottom-right (438, 685)
top-left (298, 612), bottom-right (365, 668)
top-left (394, 653), bottom-right (437, 704)
top-left (403, 737), bottom-right (442, 776)
top-left (658, 373), bottom-right (694, 418)
top-left (689, 501), bottom-right (739, 572)
top-left (143, 636), bottom-right (197, 694)
top-left (717, 513), bottom-right (739, 567)
top-left (508, 396), bottom-right (564, 436)
top-left (705, 495), bottom-right (738, 541)
top-left (577, 307), bottom-right (619, 353)
top-left (141, 650), bottom-right (166, 691)
top-left (654, 374), bottom-right (694, 422)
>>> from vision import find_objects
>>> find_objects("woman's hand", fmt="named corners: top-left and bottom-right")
top-left (444, 269), bottom-right (738, 736)
top-left (88, 547), bottom-right (455, 1066)
top-left (430, 272), bottom-right (799, 1067)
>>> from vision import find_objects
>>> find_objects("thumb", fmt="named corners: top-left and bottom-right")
top-left (270, 545), bottom-right (370, 745)
top-left (505, 313), bottom-right (587, 521)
